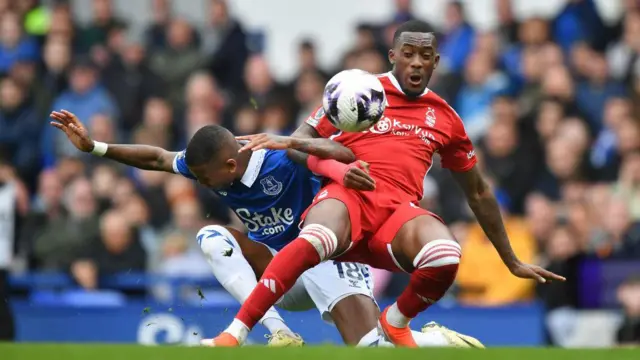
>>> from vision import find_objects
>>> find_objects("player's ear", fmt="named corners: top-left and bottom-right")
top-left (388, 49), bottom-right (395, 66)
top-left (226, 158), bottom-right (237, 173)
top-left (434, 53), bottom-right (440, 70)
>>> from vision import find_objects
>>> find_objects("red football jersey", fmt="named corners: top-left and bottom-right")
top-left (306, 72), bottom-right (477, 203)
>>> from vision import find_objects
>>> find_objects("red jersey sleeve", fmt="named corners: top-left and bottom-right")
top-left (305, 106), bottom-right (338, 139)
top-left (439, 105), bottom-right (477, 172)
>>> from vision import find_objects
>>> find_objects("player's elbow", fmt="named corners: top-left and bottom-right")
top-left (466, 180), bottom-right (492, 207)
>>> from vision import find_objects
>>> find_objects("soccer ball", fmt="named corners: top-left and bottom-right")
top-left (322, 69), bottom-right (386, 132)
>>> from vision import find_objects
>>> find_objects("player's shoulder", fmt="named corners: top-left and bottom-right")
top-left (262, 148), bottom-right (297, 171)
top-left (305, 106), bottom-right (327, 128)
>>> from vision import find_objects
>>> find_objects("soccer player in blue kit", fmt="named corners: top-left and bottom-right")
top-left (50, 109), bottom-right (483, 348)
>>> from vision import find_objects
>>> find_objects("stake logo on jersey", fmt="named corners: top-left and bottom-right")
top-left (173, 149), bottom-right (321, 250)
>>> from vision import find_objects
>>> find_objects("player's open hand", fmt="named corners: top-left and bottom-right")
top-left (508, 261), bottom-right (566, 284)
top-left (236, 133), bottom-right (294, 152)
top-left (343, 161), bottom-right (376, 191)
top-left (49, 110), bottom-right (94, 152)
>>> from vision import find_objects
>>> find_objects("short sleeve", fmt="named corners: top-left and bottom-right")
top-left (172, 150), bottom-right (197, 180)
top-left (305, 106), bottom-right (338, 139)
top-left (439, 106), bottom-right (477, 172)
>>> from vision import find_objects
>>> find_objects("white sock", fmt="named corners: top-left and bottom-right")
top-left (198, 226), bottom-right (291, 334)
top-left (356, 328), bottom-right (381, 347)
top-left (374, 330), bottom-right (450, 347)
top-left (385, 302), bottom-right (411, 328)
top-left (226, 318), bottom-right (249, 343)
top-left (262, 317), bottom-right (290, 334)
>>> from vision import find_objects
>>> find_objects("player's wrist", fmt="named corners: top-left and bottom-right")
top-left (90, 141), bottom-right (108, 156)
top-left (288, 137), bottom-right (303, 150)
top-left (307, 156), bottom-right (349, 184)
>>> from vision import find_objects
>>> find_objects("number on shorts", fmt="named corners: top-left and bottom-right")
top-left (333, 261), bottom-right (363, 281)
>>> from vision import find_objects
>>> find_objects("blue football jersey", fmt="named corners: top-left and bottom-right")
top-left (172, 149), bottom-right (321, 250)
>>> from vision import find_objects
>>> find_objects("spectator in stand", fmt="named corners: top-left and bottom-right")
top-left (607, 11), bottom-right (640, 86)
top-left (439, 1), bottom-right (474, 74)
top-left (145, 0), bottom-right (172, 52)
top-left (158, 231), bottom-right (210, 277)
top-left (0, 76), bottom-right (41, 185)
top-left (613, 152), bottom-right (640, 221)
top-left (41, 56), bottom-right (118, 168)
top-left (149, 18), bottom-right (204, 106)
top-left (19, 170), bottom-right (65, 268)
top-left (33, 177), bottom-right (99, 271)
top-left (575, 50), bottom-right (626, 133)
top-left (71, 210), bottom-right (146, 290)
top-left (616, 275), bottom-right (640, 345)
top-left (293, 69), bottom-right (325, 126)
top-left (241, 55), bottom-right (290, 110)
top-left (0, 11), bottom-right (38, 75)
top-left (456, 50), bottom-right (508, 141)
top-left (78, 0), bottom-right (127, 53)
top-left (39, 36), bottom-right (71, 114)
top-left (102, 41), bottom-right (165, 136)
top-left (480, 118), bottom-right (539, 214)
top-left (537, 224), bottom-right (582, 347)
top-left (202, 0), bottom-right (248, 96)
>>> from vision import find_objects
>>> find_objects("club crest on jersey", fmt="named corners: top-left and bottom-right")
top-left (425, 107), bottom-right (436, 127)
top-left (260, 176), bottom-right (283, 196)
top-left (307, 107), bottom-right (325, 127)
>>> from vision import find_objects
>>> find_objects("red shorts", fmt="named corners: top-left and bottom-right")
top-left (300, 182), bottom-right (443, 272)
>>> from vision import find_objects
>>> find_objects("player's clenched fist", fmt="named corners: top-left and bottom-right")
top-left (344, 161), bottom-right (375, 191)
top-left (49, 110), bottom-right (94, 152)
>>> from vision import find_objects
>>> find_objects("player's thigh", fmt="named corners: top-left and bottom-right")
top-left (389, 214), bottom-right (456, 272)
top-left (223, 226), bottom-right (274, 278)
top-left (300, 261), bottom-right (379, 345)
top-left (303, 185), bottom-right (360, 254)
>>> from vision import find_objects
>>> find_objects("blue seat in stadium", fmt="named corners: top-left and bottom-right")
top-left (30, 290), bottom-right (126, 307)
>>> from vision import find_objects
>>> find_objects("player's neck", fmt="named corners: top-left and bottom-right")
top-left (234, 149), bottom-right (253, 180)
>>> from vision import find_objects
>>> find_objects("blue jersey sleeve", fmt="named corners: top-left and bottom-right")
top-left (172, 150), bottom-right (196, 180)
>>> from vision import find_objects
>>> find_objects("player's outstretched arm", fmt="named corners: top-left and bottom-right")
top-left (236, 124), bottom-right (374, 191)
top-left (451, 165), bottom-right (566, 284)
top-left (50, 110), bottom-right (177, 172)
top-left (236, 124), bottom-right (356, 164)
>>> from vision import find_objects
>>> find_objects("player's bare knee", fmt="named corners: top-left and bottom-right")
top-left (196, 225), bottom-right (239, 257)
top-left (298, 224), bottom-right (342, 261)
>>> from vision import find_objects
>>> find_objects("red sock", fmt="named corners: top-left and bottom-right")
top-left (396, 264), bottom-right (459, 318)
top-left (236, 238), bottom-right (321, 329)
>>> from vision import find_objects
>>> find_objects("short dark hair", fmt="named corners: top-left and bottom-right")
top-left (185, 125), bottom-right (235, 167)
top-left (392, 20), bottom-right (436, 46)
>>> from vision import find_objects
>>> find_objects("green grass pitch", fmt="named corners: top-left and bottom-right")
top-left (1, 344), bottom-right (639, 360)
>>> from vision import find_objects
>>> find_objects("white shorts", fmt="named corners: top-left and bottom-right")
top-left (267, 248), bottom-right (377, 323)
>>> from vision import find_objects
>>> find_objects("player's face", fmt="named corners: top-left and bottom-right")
top-left (189, 158), bottom-right (237, 190)
top-left (389, 32), bottom-right (439, 98)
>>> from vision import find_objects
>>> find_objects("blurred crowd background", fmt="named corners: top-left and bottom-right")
top-left (0, 0), bottom-right (639, 346)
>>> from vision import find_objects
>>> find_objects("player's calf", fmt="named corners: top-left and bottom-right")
top-left (381, 239), bottom-right (461, 347)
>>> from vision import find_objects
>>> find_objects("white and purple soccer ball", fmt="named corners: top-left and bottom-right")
top-left (322, 69), bottom-right (387, 132)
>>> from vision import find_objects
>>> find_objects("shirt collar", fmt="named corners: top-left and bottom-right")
top-left (384, 71), bottom-right (430, 97)
top-left (240, 149), bottom-right (266, 187)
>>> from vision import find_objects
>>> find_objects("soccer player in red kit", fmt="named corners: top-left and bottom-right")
top-left (210, 20), bottom-right (565, 347)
